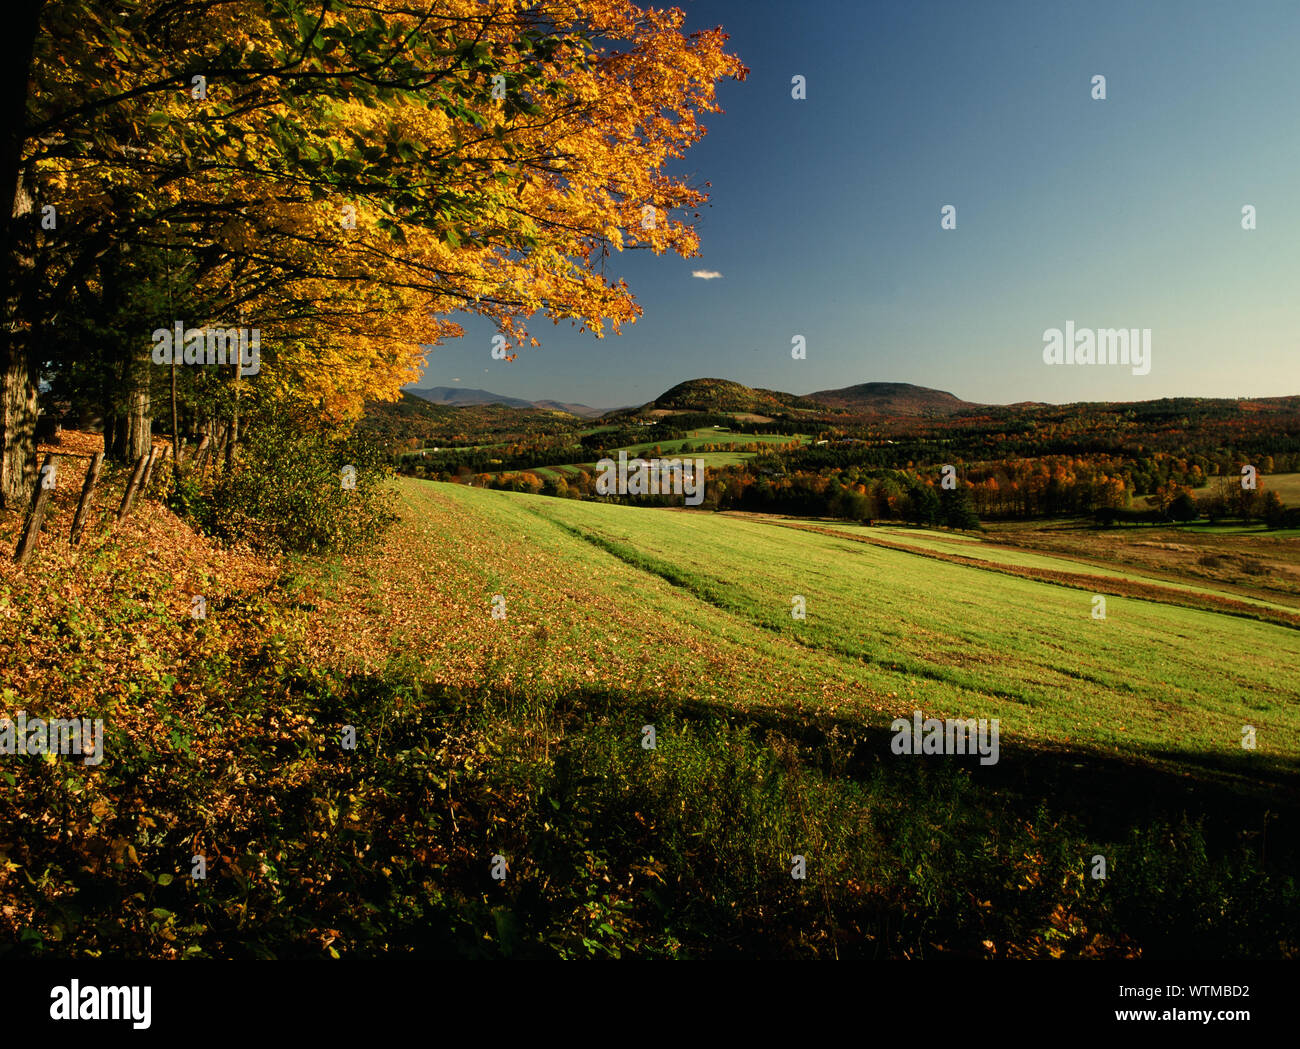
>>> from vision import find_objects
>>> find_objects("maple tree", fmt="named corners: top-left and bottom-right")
top-left (1, 0), bottom-right (746, 503)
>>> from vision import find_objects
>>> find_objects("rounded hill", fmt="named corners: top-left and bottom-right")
top-left (650, 378), bottom-right (826, 414)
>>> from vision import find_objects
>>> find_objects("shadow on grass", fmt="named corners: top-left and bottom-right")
top-left (4, 650), bottom-right (1296, 960)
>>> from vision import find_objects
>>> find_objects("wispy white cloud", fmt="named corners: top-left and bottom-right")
top-left (691, 270), bottom-right (724, 280)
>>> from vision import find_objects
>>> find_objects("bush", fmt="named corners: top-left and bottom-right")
top-left (1262, 490), bottom-right (1286, 529)
top-left (193, 410), bottom-right (398, 553)
top-left (1169, 490), bottom-right (1199, 522)
top-left (165, 464), bottom-right (215, 533)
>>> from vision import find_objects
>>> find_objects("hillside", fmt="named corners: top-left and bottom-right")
top-left (623, 378), bottom-right (978, 419)
top-left (532, 399), bottom-right (604, 418)
top-left (303, 481), bottom-right (1300, 956)
top-left (358, 392), bottom-right (457, 445)
top-left (363, 392), bottom-right (590, 447)
top-left (806, 381), bottom-right (978, 416)
top-left (641, 377), bottom-right (827, 415)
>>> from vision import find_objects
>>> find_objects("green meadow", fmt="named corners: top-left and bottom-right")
top-left (329, 480), bottom-right (1296, 958)
top-left (425, 483), bottom-right (1298, 782)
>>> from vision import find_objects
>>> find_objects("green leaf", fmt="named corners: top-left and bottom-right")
top-left (157, 873), bottom-right (174, 886)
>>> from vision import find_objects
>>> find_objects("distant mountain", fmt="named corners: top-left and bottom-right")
top-left (639, 378), bottom-right (827, 416)
top-left (805, 381), bottom-right (979, 417)
top-left (407, 386), bottom-right (604, 418)
top-left (408, 386), bottom-right (535, 409)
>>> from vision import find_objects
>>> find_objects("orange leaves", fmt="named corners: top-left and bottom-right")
top-left (28, 1), bottom-right (743, 434)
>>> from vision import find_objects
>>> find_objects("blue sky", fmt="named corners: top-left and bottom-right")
top-left (411, 0), bottom-right (1300, 411)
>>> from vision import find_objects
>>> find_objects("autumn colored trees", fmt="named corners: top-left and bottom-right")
top-left (1, 0), bottom-right (745, 506)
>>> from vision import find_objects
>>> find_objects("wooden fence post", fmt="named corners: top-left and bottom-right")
top-left (14, 453), bottom-right (58, 567)
top-left (117, 453), bottom-right (150, 521)
top-left (69, 451), bottom-right (105, 546)
top-left (212, 423), bottom-right (228, 474)
top-left (196, 434), bottom-right (213, 479)
top-left (139, 445), bottom-right (161, 494)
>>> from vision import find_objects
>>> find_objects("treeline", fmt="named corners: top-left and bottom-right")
top-left (782, 444), bottom-right (1300, 494)
top-left (421, 464), bottom-right (981, 530)
top-left (415, 450), bottom-right (1299, 532)
top-left (402, 425), bottom-right (691, 473)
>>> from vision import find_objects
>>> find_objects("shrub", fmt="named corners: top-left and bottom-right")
top-left (1262, 490), bottom-right (1286, 529)
top-left (191, 409), bottom-right (398, 553)
top-left (165, 464), bottom-right (215, 533)
top-left (1169, 490), bottom-right (1199, 522)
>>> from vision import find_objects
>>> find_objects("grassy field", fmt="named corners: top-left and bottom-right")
top-left (609, 428), bottom-right (807, 458)
top-left (297, 480), bottom-right (1295, 957)
top-left (1260, 471), bottom-right (1300, 503)
top-left (981, 517), bottom-right (1300, 604)
top-left (526, 449), bottom-right (758, 476)
top-left (423, 487), bottom-right (1296, 779)
top-left (1136, 470), bottom-right (1300, 509)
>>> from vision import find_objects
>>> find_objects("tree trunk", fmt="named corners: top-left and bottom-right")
top-left (189, 433), bottom-right (211, 477)
top-left (0, 334), bottom-right (37, 508)
top-left (116, 452), bottom-right (150, 521)
top-left (0, 3), bottom-right (44, 272)
top-left (126, 378), bottom-right (151, 460)
top-left (109, 354), bottom-right (151, 464)
top-left (171, 355), bottom-right (179, 459)
top-left (0, 3), bottom-right (46, 509)
top-left (225, 359), bottom-right (240, 469)
top-left (214, 420), bottom-right (229, 470)
top-left (139, 444), bottom-right (161, 493)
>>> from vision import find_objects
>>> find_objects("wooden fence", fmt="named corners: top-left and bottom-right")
top-left (13, 445), bottom-right (167, 568)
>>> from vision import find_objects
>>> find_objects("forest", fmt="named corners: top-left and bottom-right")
top-left (389, 391), bottom-right (1300, 529)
